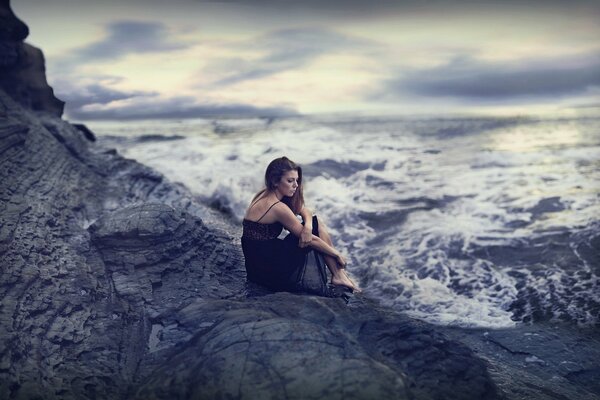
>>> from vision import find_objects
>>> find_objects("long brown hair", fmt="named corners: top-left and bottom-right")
top-left (251, 156), bottom-right (304, 214)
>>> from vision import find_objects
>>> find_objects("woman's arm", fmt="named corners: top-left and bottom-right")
top-left (298, 206), bottom-right (313, 248)
top-left (274, 204), bottom-right (346, 266)
top-left (308, 235), bottom-right (347, 267)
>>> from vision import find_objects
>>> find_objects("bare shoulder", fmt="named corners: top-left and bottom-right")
top-left (271, 202), bottom-right (304, 235)
top-left (244, 195), bottom-right (268, 219)
top-left (272, 201), bottom-right (294, 216)
top-left (272, 203), bottom-right (301, 224)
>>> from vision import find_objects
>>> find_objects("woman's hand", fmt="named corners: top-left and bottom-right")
top-left (299, 225), bottom-right (313, 248)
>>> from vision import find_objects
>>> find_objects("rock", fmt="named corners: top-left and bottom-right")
top-left (134, 297), bottom-right (409, 400)
top-left (132, 294), bottom-right (499, 400)
top-left (440, 323), bottom-right (600, 400)
top-left (89, 202), bottom-right (245, 307)
top-left (0, 0), bottom-right (64, 116)
top-left (0, 0), bottom-right (28, 43)
top-left (0, 84), bottom-right (503, 399)
top-left (0, 86), bottom-right (239, 399)
top-left (72, 123), bottom-right (96, 142)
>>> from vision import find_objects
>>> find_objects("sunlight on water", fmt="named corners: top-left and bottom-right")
top-left (488, 121), bottom-right (584, 153)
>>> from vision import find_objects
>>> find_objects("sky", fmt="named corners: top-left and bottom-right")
top-left (11, 0), bottom-right (600, 121)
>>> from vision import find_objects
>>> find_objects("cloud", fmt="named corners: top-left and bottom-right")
top-left (375, 53), bottom-right (600, 102)
top-left (203, 27), bottom-right (375, 86)
top-left (65, 94), bottom-right (297, 120)
top-left (78, 20), bottom-right (190, 61)
top-left (55, 80), bottom-right (159, 111)
top-left (192, 0), bottom-right (600, 17)
top-left (570, 102), bottom-right (600, 109)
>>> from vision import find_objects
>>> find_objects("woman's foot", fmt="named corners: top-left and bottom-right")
top-left (331, 270), bottom-right (362, 293)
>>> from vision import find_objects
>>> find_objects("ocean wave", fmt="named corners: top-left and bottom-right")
top-left (93, 115), bottom-right (600, 328)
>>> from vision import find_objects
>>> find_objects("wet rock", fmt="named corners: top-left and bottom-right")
top-left (133, 294), bottom-right (499, 400)
top-left (527, 196), bottom-right (565, 217)
top-left (72, 123), bottom-right (96, 142)
top-left (135, 134), bottom-right (185, 143)
top-left (440, 323), bottom-right (600, 400)
top-left (134, 297), bottom-right (409, 400)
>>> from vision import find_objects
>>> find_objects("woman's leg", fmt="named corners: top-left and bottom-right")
top-left (312, 215), bottom-right (360, 292)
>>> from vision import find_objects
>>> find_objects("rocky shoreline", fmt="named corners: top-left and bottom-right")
top-left (1, 1), bottom-right (599, 399)
top-left (0, 85), bottom-right (502, 398)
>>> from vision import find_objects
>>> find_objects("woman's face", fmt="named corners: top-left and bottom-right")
top-left (276, 169), bottom-right (299, 197)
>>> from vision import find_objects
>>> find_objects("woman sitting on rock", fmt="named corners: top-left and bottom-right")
top-left (241, 156), bottom-right (360, 295)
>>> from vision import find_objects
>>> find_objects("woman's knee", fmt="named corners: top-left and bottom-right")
top-left (317, 214), bottom-right (330, 228)
top-left (313, 215), bottom-right (333, 240)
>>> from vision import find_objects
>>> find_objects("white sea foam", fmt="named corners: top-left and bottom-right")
top-left (91, 115), bottom-right (600, 328)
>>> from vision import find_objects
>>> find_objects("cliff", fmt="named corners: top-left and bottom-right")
top-left (0, 0), bottom-right (64, 116)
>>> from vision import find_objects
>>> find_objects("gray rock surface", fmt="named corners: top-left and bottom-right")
top-left (132, 294), bottom-right (502, 400)
top-left (0, 84), bottom-right (501, 399)
top-left (134, 296), bottom-right (410, 400)
top-left (440, 323), bottom-right (600, 400)
top-left (0, 80), bottom-right (249, 397)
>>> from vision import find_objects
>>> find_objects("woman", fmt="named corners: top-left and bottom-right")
top-left (241, 156), bottom-right (360, 294)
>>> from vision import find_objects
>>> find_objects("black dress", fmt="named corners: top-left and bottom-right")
top-left (241, 204), bottom-right (329, 295)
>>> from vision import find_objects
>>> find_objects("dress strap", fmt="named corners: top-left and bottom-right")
top-left (247, 193), bottom-right (267, 212)
top-left (256, 201), bottom-right (280, 223)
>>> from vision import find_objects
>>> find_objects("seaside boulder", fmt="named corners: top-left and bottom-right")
top-left (89, 202), bottom-right (245, 310)
top-left (131, 293), bottom-right (501, 400)
top-left (134, 299), bottom-right (410, 400)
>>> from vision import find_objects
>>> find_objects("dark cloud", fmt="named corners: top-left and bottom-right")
top-left (194, 0), bottom-right (600, 17)
top-left (51, 78), bottom-right (295, 120)
top-left (65, 94), bottom-right (297, 120)
top-left (55, 80), bottom-right (159, 110)
top-left (72, 20), bottom-right (190, 61)
top-left (376, 54), bottom-right (600, 102)
top-left (204, 27), bottom-right (375, 86)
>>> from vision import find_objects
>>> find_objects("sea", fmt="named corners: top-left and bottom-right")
top-left (90, 115), bottom-right (600, 329)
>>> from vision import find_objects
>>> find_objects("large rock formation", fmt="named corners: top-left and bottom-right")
top-left (0, 85), bottom-right (501, 398)
top-left (0, 0), bottom-right (64, 116)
